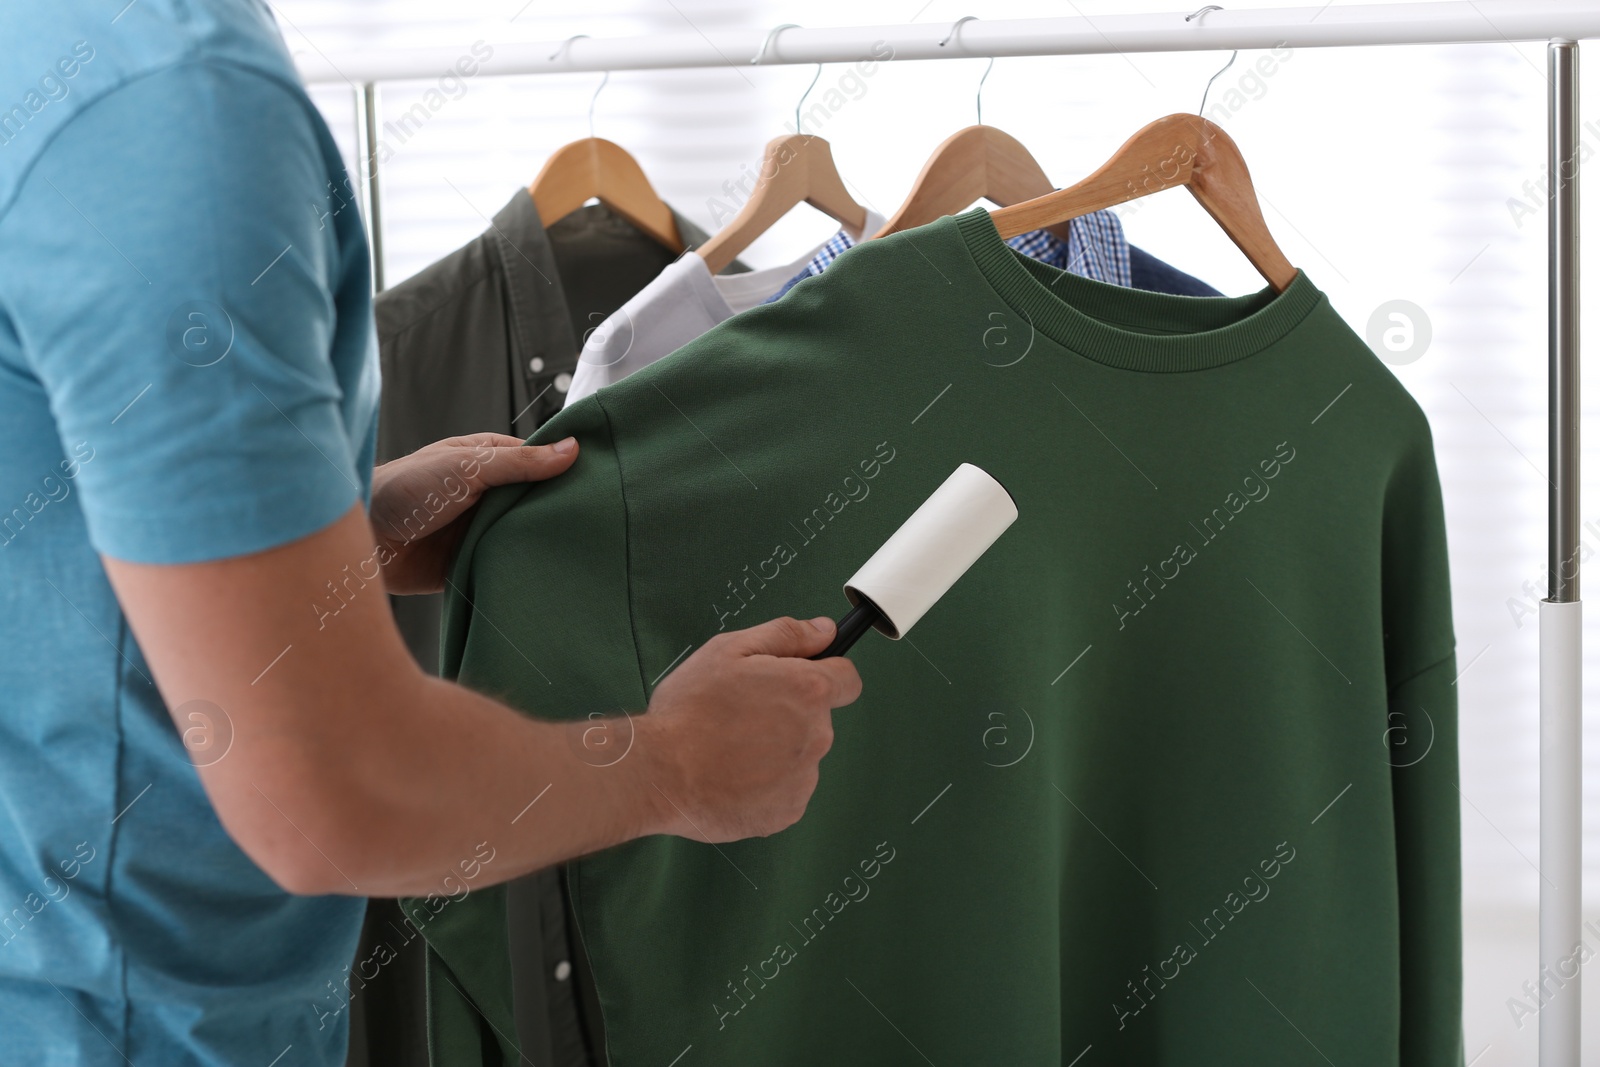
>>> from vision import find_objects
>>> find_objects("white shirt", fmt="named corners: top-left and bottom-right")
top-left (564, 210), bottom-right (885, 408)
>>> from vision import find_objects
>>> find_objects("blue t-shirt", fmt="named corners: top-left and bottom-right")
top-left (0, 3), bottom-right (378, 1064)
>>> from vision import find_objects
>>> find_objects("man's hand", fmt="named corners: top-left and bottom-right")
top-left (637, 616), bottom-right (862, 843)
top-left (369, 433), bottom-right (578, 595)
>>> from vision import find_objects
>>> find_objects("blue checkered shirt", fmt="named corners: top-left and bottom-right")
top-left (764, 209), bottom-right (1130, 303)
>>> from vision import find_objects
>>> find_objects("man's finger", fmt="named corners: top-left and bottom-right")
top-left (439, 432), bottom-right (528, 450)
top-left (727, 616), bottom-right (836, 659)
top-left (804, 655), bottom-right (863, 708)
top-left (467, 438), bottom-right (579, 489)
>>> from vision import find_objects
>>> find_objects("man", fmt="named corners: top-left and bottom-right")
top-left (0, 3), bottom-right (860, 1064)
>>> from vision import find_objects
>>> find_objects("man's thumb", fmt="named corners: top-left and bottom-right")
top-left (730, 615), bottom-right (835, 658)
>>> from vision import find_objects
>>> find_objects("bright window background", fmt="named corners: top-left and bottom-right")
top-left (276, 1), bottom-right (1597, 1060)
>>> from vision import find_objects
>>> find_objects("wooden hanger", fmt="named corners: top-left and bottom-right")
top-left (696, 133), bottom-right (868, 275)
top-left (877, 27), bottom-right (1069, 240)
top-left (875, 124), bottom-right (1069, 240)
top-left (989, 113), bottom-right (1298, 292)
top-left (528, 137), bottom-right (683, 253)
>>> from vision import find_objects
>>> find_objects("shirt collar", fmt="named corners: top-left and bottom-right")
top-left (786, 208), bottom-right (1131, 288)
top-left (1004, 210), bottom-right (1131, 288)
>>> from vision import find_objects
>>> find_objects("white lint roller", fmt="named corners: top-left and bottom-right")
top-left (811, 463), bottom-right (1018, 659)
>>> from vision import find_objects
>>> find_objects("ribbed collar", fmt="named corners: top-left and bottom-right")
top-left (954, 207), bottom-right (1323, 373)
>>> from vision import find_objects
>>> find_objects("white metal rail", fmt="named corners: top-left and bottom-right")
top-left (293, 3), bottom-right (1592, 1061)
top-left (293, 1), bottom-right (1600, 81)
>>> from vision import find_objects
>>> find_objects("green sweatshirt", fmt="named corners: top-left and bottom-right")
top-left (407, 208), bottom-right (1462, 1066)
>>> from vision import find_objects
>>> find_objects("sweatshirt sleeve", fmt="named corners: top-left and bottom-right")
top-left (408, 391), bottom-right (649, 1067)
top-left (1381, 420), bottom-right (1463, 1066)
top-left (1389, 656), bottom-right (1463, 1065)
top-left (437, 391), bottom-right (646, 706)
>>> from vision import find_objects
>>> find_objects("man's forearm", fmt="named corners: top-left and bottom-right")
top-left (304, 673), bottom-right (674, 898)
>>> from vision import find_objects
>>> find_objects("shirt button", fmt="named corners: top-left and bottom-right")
top-left (554, 960), bottom-right (572, 981)
top-left (554, 372), bottom-right (573, 394)
top-left (528, 356), bottom-right (545, 373)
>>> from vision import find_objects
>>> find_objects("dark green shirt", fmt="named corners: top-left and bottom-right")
top-left (412, 208), bottom-right (1461, 1066)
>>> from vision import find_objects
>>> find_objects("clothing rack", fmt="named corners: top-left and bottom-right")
top-left (293, 3), bottom-right (1592, 1061)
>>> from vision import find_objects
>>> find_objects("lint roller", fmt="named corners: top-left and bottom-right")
top-left (811, 463), bottom-right (1018, 660)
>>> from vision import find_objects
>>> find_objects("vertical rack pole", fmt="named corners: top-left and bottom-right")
top-left (1541, 36), bottom-right (1582, 1067)
top-left (354, 82), bottom-right (386, 293)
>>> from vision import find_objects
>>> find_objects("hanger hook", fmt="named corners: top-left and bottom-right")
top-left (976, 56), bottom-right (995, 126)
top-left (587, 71), bottom-right (610, 140)
top-left (751, 26), bottom-right (821, 134)
top-left (753, 23), bottom-right (800, 65)
top-left (549, 35), bottom-right (608, 138)
top-left (939, 16), bottom-right (992, 124)
top-left (794, 64), bottom-right (823, 134)
top-left (1197, 51), bottom-right (1236, 116)
top-left (938, 15), bottom-right (978, 50)
top-left (1185, 6), bottom-right (1237, 116)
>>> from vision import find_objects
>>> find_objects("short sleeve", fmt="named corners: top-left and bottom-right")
top-left (0, 60), bottom-right (376, 564)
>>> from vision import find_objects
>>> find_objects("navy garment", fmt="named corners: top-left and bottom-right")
top-left (1130, 245), bottom-right (1222, 296)
top-left (766, 234), bottom-right (1221, 304)
top-left (765, 210), bottom-right (1133, 305)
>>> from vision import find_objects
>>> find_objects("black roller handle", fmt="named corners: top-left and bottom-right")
top-left (809, 599), bottom-right (885, 660)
